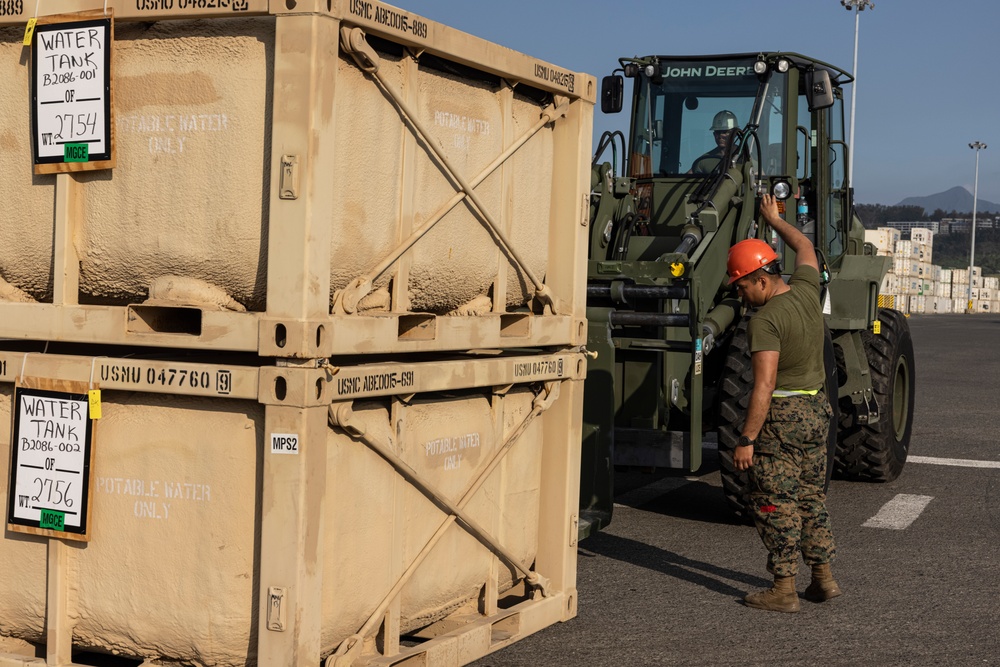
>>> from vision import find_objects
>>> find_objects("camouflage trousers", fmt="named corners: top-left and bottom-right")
top-left (748, 391), bottom-right (836, 578)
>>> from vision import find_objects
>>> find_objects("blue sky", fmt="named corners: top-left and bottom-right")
top-left (406, 0), bottom-right (999, 206)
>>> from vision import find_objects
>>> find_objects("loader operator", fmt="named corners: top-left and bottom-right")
top-left (690, 110), bottom-right (738, 174)
top-left (726, 194), bottom-right (841, 613)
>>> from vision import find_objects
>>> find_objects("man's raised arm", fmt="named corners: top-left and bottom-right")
top-left (759, 194), bottom-right (819, 272)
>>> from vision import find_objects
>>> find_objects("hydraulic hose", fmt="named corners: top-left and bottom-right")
top-left (593, 130), bottom-right (626, 173)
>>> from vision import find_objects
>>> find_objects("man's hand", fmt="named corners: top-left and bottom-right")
top-left (758, 193), bottom-right (818, 271)
top-left (734, 444), bottom-right (754, 471)
top-left (759, 193), bottom-right (782, 226)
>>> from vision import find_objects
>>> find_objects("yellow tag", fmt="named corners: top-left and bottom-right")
top-left (670, 262), bottom-right (685, 277)
top-left (88, 389), bottom-right (102, 419)
top-left (872, 320), bottom-right (881, 335)
top-left (23, 18), bottom-right (36, 46)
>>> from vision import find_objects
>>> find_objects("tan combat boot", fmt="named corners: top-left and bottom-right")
top-left (803, 563), bottom-right (842, 602)
top-left (744, 575), bottom-right (800, 613)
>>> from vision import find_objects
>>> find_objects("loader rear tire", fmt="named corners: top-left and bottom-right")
top-left (718, 317), bottom-right (839, 520)
top-left (834, 308), bottom-right (914, 482)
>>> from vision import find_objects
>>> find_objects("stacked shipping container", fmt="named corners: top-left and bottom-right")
top-left (0, 3), bottom-right (594, 666)
top-left (867, 227), bottom-right (998, 314)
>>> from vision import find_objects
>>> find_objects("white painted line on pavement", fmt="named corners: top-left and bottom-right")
top-left (863, 494), bottom-right (933, 530)
top-left (909, 455), bottom-right (1000, 469)
top-left (614, 477), bottom-right (692, 509)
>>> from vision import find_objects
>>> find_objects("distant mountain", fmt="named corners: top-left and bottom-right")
top-left (898, 186), bottom-right (1000, 215)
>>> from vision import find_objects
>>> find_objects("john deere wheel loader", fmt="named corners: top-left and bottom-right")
top-left (580, 53), bottom-right (915, 535)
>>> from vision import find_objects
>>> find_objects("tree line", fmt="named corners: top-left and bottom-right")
top-left (852, 204), bottom-right (983, 228)
top-left (928, 230), bottom-right (1000, 274)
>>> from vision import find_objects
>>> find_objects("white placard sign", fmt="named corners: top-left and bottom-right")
top-left (31, 12), bottom-right (114, 174)
top-left (7, 385), bottom-right (95, 540)
top-left (270, 433), bottom-right (300, 455)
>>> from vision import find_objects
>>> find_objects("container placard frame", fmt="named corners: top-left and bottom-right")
top-left (6, 378), bottom-right (96, 542)
top-left (30, 10), bottom-right (115, 175)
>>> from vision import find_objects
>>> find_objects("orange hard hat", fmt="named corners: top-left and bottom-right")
top-left (727, 239), bottom-right (779, 284)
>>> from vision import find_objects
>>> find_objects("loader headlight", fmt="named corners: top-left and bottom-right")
top-left (754, 58), bottom-right (791, 75)
top-left (771, 178), bottom-right (792, 200)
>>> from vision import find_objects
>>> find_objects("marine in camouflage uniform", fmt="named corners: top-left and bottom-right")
top-left (727, 194), bottom-right (841, 613)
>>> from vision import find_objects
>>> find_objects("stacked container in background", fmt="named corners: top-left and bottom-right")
top-left (866, 226), bottom-right (998, 315)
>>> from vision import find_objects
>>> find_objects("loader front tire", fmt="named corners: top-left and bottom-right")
top-left (834, 308), bottom-right (915, 482)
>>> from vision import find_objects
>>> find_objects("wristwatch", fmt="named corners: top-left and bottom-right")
top-left (737, 435), bottom-right (755, 448)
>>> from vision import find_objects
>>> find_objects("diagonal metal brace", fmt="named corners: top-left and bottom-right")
top-left (328, 401), bottom-right (549, 588)
top-left (336, 27), bottom-right (567, 315)
top-left (326, 383), bottom-right (560, 666)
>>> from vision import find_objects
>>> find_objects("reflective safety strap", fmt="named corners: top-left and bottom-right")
top-left (772, 388), bottom-right (820, 397)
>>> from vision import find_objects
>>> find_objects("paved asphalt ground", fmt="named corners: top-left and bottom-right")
top-left (475, 314), bottom-right (1000, 667)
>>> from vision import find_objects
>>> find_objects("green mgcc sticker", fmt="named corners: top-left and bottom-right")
top-left (40, 509), bottom-right (66, 531)
top-left (64, 143), bottom-right (89, 162)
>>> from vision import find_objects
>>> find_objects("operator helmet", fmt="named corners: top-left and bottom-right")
top-left (710, 110), bottom-right (738, 132)
top-left (727, 239), bottom-right (779, 284)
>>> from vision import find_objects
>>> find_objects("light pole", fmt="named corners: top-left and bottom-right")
top-left (841, 0), bottom-right (874, 184)
top-left (968, 141), bottom-right (987, 313)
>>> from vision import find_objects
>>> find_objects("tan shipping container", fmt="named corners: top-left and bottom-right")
top-left (930, 296), bottom-right (952, 313)
top-left (874, 227), bottom-right (902, 250)
top-left (0, 2), bottom-right (592, 666)
top-left (880, 272), bottom-right (897, 295)
top-left (865, 229), bottom-right (896, 254)
top-left (0, 0), bottom-right (594, 357)
top-left (895, 240), bottom-right (916, 259)
top-left (0, 349), bottom-right (586, 666)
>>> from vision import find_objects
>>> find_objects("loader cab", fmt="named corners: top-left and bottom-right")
top-left (601, 53), bottom-right (854, 269)
top-left (622, 57), bottom-right (786, 179)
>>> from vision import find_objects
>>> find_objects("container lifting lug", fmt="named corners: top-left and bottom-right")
top-left (340, 27), bottom-right (381, 73)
